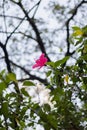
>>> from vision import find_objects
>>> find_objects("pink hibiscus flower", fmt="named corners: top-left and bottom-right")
top-left (32, 53), bottom-right (48, 69)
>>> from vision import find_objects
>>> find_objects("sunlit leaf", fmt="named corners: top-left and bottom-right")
top-left (7, 73), bottom-right (17, 82)
top-left (72, 26), bottom-right (83, 37)
top-left (64, 75), bottom-right (69, 84)
top-left (72, 30), bottom-right (83, 36)
top-left (72, 26), bottom-right (81, 30)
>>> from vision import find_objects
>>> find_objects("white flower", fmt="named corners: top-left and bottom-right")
top-left (24, 83), bottom-right (55, 108)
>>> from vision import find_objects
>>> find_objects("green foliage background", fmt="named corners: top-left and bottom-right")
top-left (0, 28), bottom-right (87, 129)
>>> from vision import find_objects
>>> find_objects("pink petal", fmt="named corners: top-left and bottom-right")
top-left (36, 59), bottom-right (41, 64)
top-left (40, 53), bottom-right (45, 59)
top-left (32, 53), bottom-right (48, 69)
top-left (32, 63), bottom-right (40, 68)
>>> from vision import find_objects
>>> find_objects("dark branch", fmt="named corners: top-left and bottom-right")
top-left (17, 1), bottom-right (51, 61)
top-left (19, 31), bottom-right (37, 41)
top-left (0, 14), bottom-right (25, 20)
top-left (65, 0), bottom-right (86, 56)
top-left (3, 0), bottom-right (8, 38)
top-left (0, 41), bottom-right (11, 72)
top-left (9, 60), bottom-right (48, 84)
top-left (5, 0), bottom-right (41, 46)
top-left (32, 0), bottom-right (42, 18)
top-left (5, 15), bottom-right (26, 46)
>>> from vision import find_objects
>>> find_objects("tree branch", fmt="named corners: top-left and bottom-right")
top-left (9, 59), bottom-right (48, 84)
top-left (5, 0), bottom-right (41, 46)
top-left (3, 0), bottom-right (8, 38)
top-left (15, 1), bottom-right (51, 61)
top-left (65, 0), bottom-right (86, 56)
top-left (5, 14), bottom-right (26, 46)
top-left (0, 14), bottom-right (25, 20)
top-left (32, 0), bottom-right (42, 18)
top-left (0, 41), bottom-right (11, 72)
top-left (19, 31), bottom-right (37, 41)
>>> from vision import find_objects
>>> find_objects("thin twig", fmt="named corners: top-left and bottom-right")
top-left (3, 0), bottom-right (8, 38)
top-left (66, 0), bottom-right (86, 56)
top-left (5, 0), bottom-right (42, 46)
top-left (32, 0), bottom-right (42, 18)
top-left (0, 14), bottom-right (24, 20)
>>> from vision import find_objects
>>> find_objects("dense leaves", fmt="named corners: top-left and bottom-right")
top-left (0, 27), bottom-right (87, 129)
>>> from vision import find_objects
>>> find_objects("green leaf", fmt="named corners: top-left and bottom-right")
top-left (21, 88), bottom-right (29, 97)
top-left (0, 69), bottom-right (5, 80)
top-left (54, 56), bottom-right (69, 67)
top-left (0, 82), bottom-right (6, 93)
top-left (0, 69), bottom-right (5, 75)
top-left (81, 84), bottom-right (87, 91)
top-left (80, 54), bottom-right (87, 61)
top-left (19, 121), bottom-right (25, 128)
top-left (43, 104), bottom-right (51, 112)
top-left (72, 30), bottom-right (83, 37)
top-left (46, 62), bottom-right (55, 68)
top-left (72, 26), bottom-right (83, 37)
top-left (75, 37), bottom-right (83, 45)
top-left (1, 101), bottom-right (8, 118)
top-left (38, 109), bottom-right (57, 130)
top-left (23, 81), bottom-right (35, 86)
top-left (6, 73), bottom-right (17, 83)
top-left (72, 26), bottom-right (81, 31)
top-left (20, 106), bottom-right (28, 117)
top-left (82, 25), bottom-right (87, 37)
top-left (46, 71), bottom-right (52, 77)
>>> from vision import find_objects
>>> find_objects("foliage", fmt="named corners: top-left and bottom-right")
top-left (0, 26), bottom-right (87, 129)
